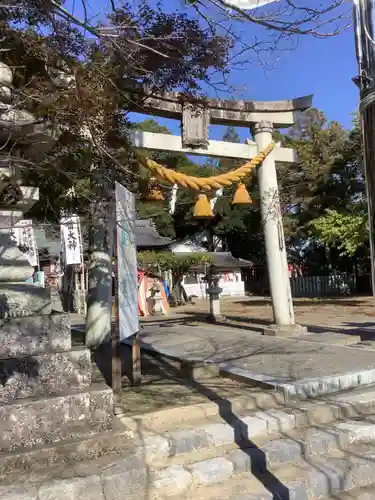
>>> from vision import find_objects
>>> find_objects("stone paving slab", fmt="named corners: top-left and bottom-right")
top-left (134, 323), bottom-right (375, 399)
top-left (303, 332), bottom-right (361, 346)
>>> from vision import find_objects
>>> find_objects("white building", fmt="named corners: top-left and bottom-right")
top-left (171, 241), bottom-right (252, 299)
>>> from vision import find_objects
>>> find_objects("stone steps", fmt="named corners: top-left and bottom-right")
top-left (3, 385), bottom-right (375, 498)
top-left (0, 382), bottom-right (113, 453)
top-left (119, 383), bottom-right (375, 464)
top-left (3, 416), bottom-right (375, 499)
top-left (118, 418), bottom-right (375, 499)
top-left (119, 382), bottom-right (375, 434)
top-left (326, 484), bottom-right (375, 498)
top-left (3, 387), bottom-right (374, 476)
top-left (0, 416), bottom-right (134, 483)
top-left (178, 447), bottom-right (375, 499)
top-left (0, 347), bottom-right (92, 403)
top-left (104, 385), bottom-right (375, 499)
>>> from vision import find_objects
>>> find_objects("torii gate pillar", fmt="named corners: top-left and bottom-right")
top-left (253, 122), bottom-right (305, 336)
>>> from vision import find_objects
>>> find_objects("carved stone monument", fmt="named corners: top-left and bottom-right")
top-left (0, 63), bottom-right (112, 458)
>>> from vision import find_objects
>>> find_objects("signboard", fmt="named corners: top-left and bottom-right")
top-left (10, 219), bottom-right (39, 267)
top-left (60, 215), bottom-right (83, 265)
top-left (115, 181), bottom-right (139, 340)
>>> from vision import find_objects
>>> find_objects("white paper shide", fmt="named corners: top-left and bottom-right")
top-left (61, 215), bottom-right (83, 265)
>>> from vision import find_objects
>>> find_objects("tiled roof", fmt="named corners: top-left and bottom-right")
top-left (135, 219), bottom-right (173, 249)
top-left (187, 252), bottom-right (253, 271)
top-left (35, 219), bottom-right (172, 258)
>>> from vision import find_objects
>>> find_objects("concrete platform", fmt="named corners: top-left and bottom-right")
top-left (134, 323), bottom-right (375, 400)
top-left (303, 332), bottom-right (361, 346)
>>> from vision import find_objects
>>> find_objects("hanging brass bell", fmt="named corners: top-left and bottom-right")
top-left (142, 177), bottom-right (164, 202)
top-left (232, 183), bottom-right (252, 205)
top-left (193, 194), bottom-right (214, 219)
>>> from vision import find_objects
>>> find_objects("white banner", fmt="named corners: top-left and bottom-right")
top-left (115, 181), bottom-right (139, 340)
top-left (60, 215), bottom-right (83, 265)
top-left (10, 219), bottom-right (39, 267)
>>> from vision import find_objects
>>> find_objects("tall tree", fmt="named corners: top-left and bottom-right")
top-left (2, 2), bottom-right (231, 222)
top-left (274, 109), bottom-right (348, 241)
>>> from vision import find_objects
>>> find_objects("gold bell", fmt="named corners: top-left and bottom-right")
top-left (232, 183), bottom-right (252, 205)
top-left (193, 194), bottom-right (214, 219)
top-left (143, 178), bottom-right (164, 202)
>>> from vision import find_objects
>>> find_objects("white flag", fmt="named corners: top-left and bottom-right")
top-left (10, 219), bottom-right (39, 267)
top-left (60, 215), bottom-right (83, 265)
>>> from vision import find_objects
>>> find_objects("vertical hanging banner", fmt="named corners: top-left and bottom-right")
top-left (10, 219), bottom-right (39, 267)
top-left (60, 215), bottom-right (83, 265)
top-left (115, 181), bottom-right (139, 340)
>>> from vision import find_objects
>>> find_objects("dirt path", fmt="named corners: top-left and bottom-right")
top-left (170, 295), bottom-right (375, 333)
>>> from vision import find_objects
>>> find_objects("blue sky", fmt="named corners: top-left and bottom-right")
top-left (130, 4), bottom-right (357, 140)
top-left (252, 28), bottom-right (357, 130)
top-left (132, 25), bottom-right (358, 141)
top-left (65, 0), bottom-right (358, 136)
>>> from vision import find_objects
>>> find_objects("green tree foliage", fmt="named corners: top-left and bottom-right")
top-left (309, 209), bottom-right (368, 257)
top-left (283, 112), bottom-right (367, 270)
top-left (137, 251), bottom-right (211, 271)
top-left (276, 109), bottom-right (348, 238)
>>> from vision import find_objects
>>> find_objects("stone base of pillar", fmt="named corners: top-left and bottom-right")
top-left (0, 312), bottom-right (113, 454)
top-left (207, 285), bottom-right (222, 322)
top-left (207, 313), bottom-right (225, 323)
top-left (262, 324), bottom-right (308, 337)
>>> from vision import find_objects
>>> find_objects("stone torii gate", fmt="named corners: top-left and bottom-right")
top-left (132, 92), bottom-right (313, 336)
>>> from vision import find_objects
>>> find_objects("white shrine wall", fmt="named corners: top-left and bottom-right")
top-left (182, 271), bottom-right (245, 299)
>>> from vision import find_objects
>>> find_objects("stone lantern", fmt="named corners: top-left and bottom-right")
top-left (206, 274), bottom-right (223, 321)
top-left (0, 63), bottom-right (113, 458)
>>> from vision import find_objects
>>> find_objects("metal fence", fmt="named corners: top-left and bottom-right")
top-left (244, 269), bottom-right (371, 297)
top-left (289, 274), bottom-right (356, 297)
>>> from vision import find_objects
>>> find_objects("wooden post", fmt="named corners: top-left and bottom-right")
top-left (132, 332), bottom-right (141, 386)
top-left (111, 226), bottom-right (122, 394)
top-left (74, 270), bottom-right (80, 314)
top-left (81, 264), bottom-right (87, 316)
